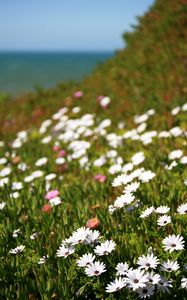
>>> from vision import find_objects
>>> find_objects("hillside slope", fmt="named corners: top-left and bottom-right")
top-left (0, 0), bottom-right (187, 137)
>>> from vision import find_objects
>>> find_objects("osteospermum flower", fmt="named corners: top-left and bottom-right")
top-left (56, 244), bottom-right (75, 258)
top-left (155, 206), bottom-right (170, 214)
top-left (77, 253), bottom-right (95, 267)
top-left (125, 269), bottom-right (148, 291)
top-left (157, 277), bottom-right (173, 294)
top-left (85, 261), bottom-right (106, 277)
top-left (157, 215), bottom-right (171, 227)
top-left (45, 189), bottom-right (59, 200)
top-left (94, 240), bottom-right (116, 256)
top-left (177, 203), bottom-right (187, 214)
top-left (70, 227), bottom-right (90, 245)
top-left (116, 262), bottom-right (129, 276)
top-left (0, 202), bottom-right (6, 210)
top-left (181, 278), bottom-right (187, 290)
top-left (161, 260), bottom-right (179, 272)
top-left (162, 234), bottom-right (185, 253)
top-left (84, 229), bottom-right (100, 244)
top-left (106, 277), bottom-right (126, 293)
top-left (114, 193), bottom-right (135, 208)
top-left (147, 271), bottom-right (161, 285)
top-left (123, 181), bottom-right (140, 193)
top-left (137, 253), bottom-right (159, 270)
top-left (9, 245), bottom-right (25, 254)
top-left (140, 207), bottom-right (155, 218)
top-left (137, 285), bottom-right (155, 298)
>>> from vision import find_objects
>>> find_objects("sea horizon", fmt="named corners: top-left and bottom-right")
top-left (0, 50), bottom-right (114, 95)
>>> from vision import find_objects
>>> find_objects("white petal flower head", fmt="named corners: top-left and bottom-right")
top-left (181, 278), bottom-right (187, 290)
top-left (140, 207), bottom-right (155, 218)
top-left (84, 230), bottom-right (100, 244)
top-left (137, 285), bottom-right (155, 298)
top-left (85, 261), bottom-right (106, 277)
top-left (161, 260), bottom-right (179, 272)
top-left (94, 240), bottom-right (116, 256)
top-left (157, 277), bottom-right (173, 294)
top-left (131, 152), bottom-right (145, 166)
top-left (137, 253), bottom-right (159, 270)
top-left (157, 215), bottom-right (171, 227)
top-left (9, 245), bottom-right (25, 254)
top-left (125, 269), bottom-right (148, 291)
top-left (116, 262), bottom-right (129, 276)
top-left (56, 244), bottom-right (75, 258)
top-left (38, 255), bottom-right (49, 264)
top-left (147, 271), bottom-right (161, 285)
top-left (162, 234), bottom-right (185, 253)
top-left (168, 150), bottom-right (183, 160)
top-left (123, 181), bottom-right (140, 193)
top-left (106, 277), bottom-right (126, 293)
top-left (12, 182), bottom-right (23, 191)
top-left (77, 253), bottom-right (96, 267)
top-left (35, 157), bottom-right (48, 167)
top-left (0, 202), bottom-right (6, 210)
top-left (155, 206), bottom-right (170, 214)
top-left (139, 171), bottom-right (156, 183)
top-left (177, 203), bottom-right (187, 214)
top-left (70, 227), bottom-right (90, 245)
top-left (114, 193), bottom-right (135, 208)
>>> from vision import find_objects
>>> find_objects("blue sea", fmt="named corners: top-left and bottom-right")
top-left (0, 51), bottom-right (113, 95)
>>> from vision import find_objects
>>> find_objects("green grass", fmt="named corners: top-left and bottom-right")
top-left (1, 0), bottom-right (187, 299)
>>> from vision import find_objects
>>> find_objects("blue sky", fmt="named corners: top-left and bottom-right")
top-left (0, 0), bottom-right (154, 51)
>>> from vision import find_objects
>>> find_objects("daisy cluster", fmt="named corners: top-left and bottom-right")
top-left (1, 100), bottom-right (187, 299)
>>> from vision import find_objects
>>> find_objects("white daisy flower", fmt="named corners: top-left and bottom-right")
top-left (125, 269), bottom-right (148, 291)
top-left (139, 171), bottom-right (156, 183)
top-left (140, 207), bottom-right (155, 218)
top-left (45, 173), bottom-right (56, 181)
top-left (137, 253), bottom-right (159, 270)
top-left (85, 261), bottom-right (106, 277)
top-left (49, 196), bottom-right (61, 206)
top-left (161, 260), bottom-right (179, 272)
top-left (94, 240), bottom-right (116, 256)
top-left (180, 156), bottom-right (187, 164)
top-left (13, 229), bottom-right (21, 238)
top-left (12, 182), bottom-right (23, 190)
top-left (9, 245), bottom-right (25, 254)
top-left (30, 232), bottom-right (39, 240)
top-left (35, 157), bottom-right (48, 167)
top-left (0, 202), bottom-right (6, 210)
top-left (38, 255), bottom-right (49, 264)
top-left (162, 234), bottom-right (185, 252)
top-left (157, 215), bottom-right (171, 227)
top-left (147, 271), bottom-right (161, 285)
top-left (181, 278), bottom-right (187, 290)
top-left (106, 277), bottom-right (126, 293)
top-left (177, 203), bottom-right (187, 214)
top-left (77, 253), bottom-right (95, 267)
top-left (131, 152), bottom-right (145, 166)
top-left (70, 227), bottom-right (90, 245)
top-left (56, 244), bottom-right (75, 258)
top-left (114, 193), bottom-right (135, 208)
top-left (116, 262), bottom-right (129, 276)
top-left (136, 284), bottom-right (155, 298)
top-left (157, 277), bottom-right (173, 294)
top-left (0, 167), bottom-right (11, 177)
top-left (123, 181), bottom-right (140, 193)
top-left (168, 150), bottom-right (183, 160)
top-left (155, 206), bottom-right (170, 214)
top-left (84, 230), bottom-right (100, 244)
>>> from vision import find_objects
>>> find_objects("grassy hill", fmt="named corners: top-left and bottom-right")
top-left (1, 0), bottom-right (187, 138)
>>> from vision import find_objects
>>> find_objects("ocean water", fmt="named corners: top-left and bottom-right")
top-left (0, 51), bottom-right (113, 95)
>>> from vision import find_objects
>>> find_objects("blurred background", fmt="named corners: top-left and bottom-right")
top-left (0, 0), bottom-right (154, 95)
